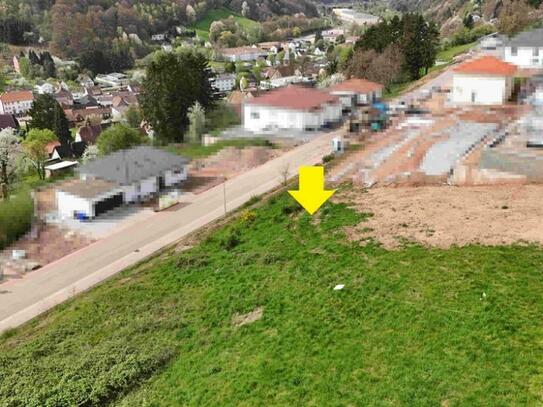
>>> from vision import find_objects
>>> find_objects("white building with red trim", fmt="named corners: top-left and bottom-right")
top-left (243, 85), bottom-right (343, 132)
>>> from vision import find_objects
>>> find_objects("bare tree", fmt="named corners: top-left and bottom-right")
top-left (279, 162), bottom-right (290, 186)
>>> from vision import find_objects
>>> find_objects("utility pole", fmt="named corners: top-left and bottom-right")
top-left (223, 175), bottom-right (227, 216)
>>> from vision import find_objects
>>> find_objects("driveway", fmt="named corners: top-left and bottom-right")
top-left (0, 130), bottom-right (337, 332)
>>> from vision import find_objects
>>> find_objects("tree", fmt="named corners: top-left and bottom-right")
top-left (187, 102), bottom-right (206, 143)
top-left (28, 94), bottom-right (71, 145)
top-left (241, 1), bottom-right (251, 18)
top-left (498, 0), bottom-right (533, 36)
top-left (0, 128), bottom-right (20, 198)
top-left (22, 129), bottom-right (56, 180)
top-left (0, 71), bottom-right (6, 93)
top-left (124, 106), bottom-right (142, 128)
top-left (225, 61), bottom-right (236, 73)
top-left (96, 124), bottom-right (144, 155)
top-left (140, 50), bottom-right (215, 143)
top-left (81, 144), bottom-right (99, 164)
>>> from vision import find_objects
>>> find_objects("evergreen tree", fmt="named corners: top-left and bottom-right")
top-left (139, 50), bottom-right (216, 143)
top-left (28, 94), bottom-right (72, 145)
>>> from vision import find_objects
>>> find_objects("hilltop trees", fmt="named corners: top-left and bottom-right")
top-left (347, 14), bottom-right (439, 83)
top-left (140, 50), bottom-right (215, 143)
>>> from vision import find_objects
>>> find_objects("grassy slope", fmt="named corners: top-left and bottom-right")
top-left (1, 190), bottom-right (543, 406)
top-left (190, 7), bottom-right (259, 41)
top-left (437, 41), bottom-right (478, 63)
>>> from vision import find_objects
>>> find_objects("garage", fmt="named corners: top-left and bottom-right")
top-left (93, 192), bottom-right (124, 217)
top-left (57, 179), bottom-right (123, 220)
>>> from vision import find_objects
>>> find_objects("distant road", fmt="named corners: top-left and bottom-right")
top-left (0, 131), bottom-right (337, 333)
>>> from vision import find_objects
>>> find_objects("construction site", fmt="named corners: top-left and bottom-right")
top-left (329, 91), bottom-right (536, 187)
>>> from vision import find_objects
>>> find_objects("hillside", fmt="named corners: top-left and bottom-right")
top-left (388, 0), bottom-right (543, 36)
top-left (2, 188), bottom-right (543, 405)
top-left (190, 7), bottom-right (260, 41)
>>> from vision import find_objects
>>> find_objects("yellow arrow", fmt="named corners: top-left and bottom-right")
top-left (288, 166), bottom-right (336, 215)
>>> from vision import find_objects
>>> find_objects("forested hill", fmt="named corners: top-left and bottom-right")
top-left (388, 0), bottom-right (543, 36)
top-left (0, 0), bottom-right (318, 55)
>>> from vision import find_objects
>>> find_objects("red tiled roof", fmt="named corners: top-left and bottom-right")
top-left (0, 90), bottom-right (33, 103)
top-left (454, 56), bottom-right (517, 76)
top-left (329, 78), bottom-right (383, 94)
top-left (46, 141), bottom-right (61, 155)
top-left (246, 85), bottom-right (339, 111)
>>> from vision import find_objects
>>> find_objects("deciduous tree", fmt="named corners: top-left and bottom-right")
top-left (96, 124), bottom-right (144, 155)
top-left (0, 128), bottom-right (20, 198)
top-left (22, 129), bottom-right (56, 180)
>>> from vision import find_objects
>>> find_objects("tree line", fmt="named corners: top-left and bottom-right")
top-left (344, 14), bottom-right (439, 88)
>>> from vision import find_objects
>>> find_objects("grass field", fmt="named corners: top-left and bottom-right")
top-left (1, 188), bottom-right (543, 406)
top-left (437, 41), bottom-right (477, 63)
top-left (190, 7), bottom-right (260, 41)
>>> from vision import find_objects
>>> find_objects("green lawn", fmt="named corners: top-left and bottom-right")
top-left (166, 138), bottom-right (273, 159)
top-left (1, 189), bottom-right (543, 406)
top-left (190, 7), bottom-right (260, 41)
top-left (437, 41), bottom-right (477, 63)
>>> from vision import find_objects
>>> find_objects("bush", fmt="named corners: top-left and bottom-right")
top-left (322, 154), bottom-right (335, 164)
top-left (0, 189), bottom-right (34, 250)
top-left (219, 227), bottom-right (241, 250)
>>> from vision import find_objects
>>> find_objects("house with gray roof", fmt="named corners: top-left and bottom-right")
top-left (56, 146), bottom-right (189, 219)
top-left (504, 28), bottom-right (543, 69)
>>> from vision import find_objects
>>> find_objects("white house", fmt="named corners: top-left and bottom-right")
top-left (0, 91), bottom-right (34, 116)
top-left (57, 146), bottom-right (190, 219)
top-left (452, 56), bottom-right (516, 105)
top-left (328, 78), bottom-right (384, 110)
top-left (243, 85), bottom-right (342, 132)
top-left (213, 73), bottom-right (236, 93)
top-left (95, 73), bottom-right (129, 88)
top-left (34, 83), bottom-right (55, 95)
top-left (219, 46), bottom-right (267, 62)
top-left (503, 28), bottom-right (543, 69)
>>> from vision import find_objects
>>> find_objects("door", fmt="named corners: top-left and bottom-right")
top-left (93, 193), bottom-right (123, 217)
top-left (471, 91), bottom-right (477, 103)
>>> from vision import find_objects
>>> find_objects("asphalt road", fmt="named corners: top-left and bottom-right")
top-left (0, 131), bottom-right (337, 332)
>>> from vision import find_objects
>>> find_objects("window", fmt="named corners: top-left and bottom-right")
top-left (534, 48), bottom-right (540, 57)
top-left (511, 47), bottom-right (518, 56)
top-left (251, 112), bottom-right (260, 119)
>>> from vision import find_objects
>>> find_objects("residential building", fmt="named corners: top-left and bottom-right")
top-left (0, 91), bottom-right (34, 116)
top-left (504, 28), bottom-right (543, 69)
top-left (452, 56), bottom-right (516, 105)
top-left (243, 85), bottom-right (342, 132)
top-left (328, 78), bottom-right (384, 110)
top-left (212, 73), bottom-right (236, 93)
top-left (75, 124), bottom-right (103, 144)
top-left (219, 46), bottom-right (267, 62)
top-left (35, 83), bottom-right (55, 95)
top-left (56, 146), bottom-right (189, 219)
top-left (95, 73), bottom-right (129, 88)
top-left (0, 114), bottom-right (19, 131)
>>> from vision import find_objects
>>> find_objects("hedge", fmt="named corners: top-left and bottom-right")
top-left (0, 189), bottom-right (34, 250)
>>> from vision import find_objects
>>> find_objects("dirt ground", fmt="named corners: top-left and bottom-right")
top-left (339, 184), bottom-right (543, 249)
top-left (1, 223), bottom-right (93, 275)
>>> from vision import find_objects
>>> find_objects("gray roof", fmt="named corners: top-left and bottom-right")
top-left (78, 146), bottom-right (189, 185)
top-left (59, 178), bottom-right (119, 199)
top-left (507, 28), bottom-right (543, 47)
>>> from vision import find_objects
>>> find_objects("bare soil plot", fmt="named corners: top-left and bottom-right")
top-left (341, 185), bottom-right (543, 249)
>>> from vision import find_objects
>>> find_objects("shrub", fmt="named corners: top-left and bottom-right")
top-left (220, 227), bottom-right (241, 250)
top-left (240, 210), bottom-right (257, 224)
top-left (322, 154), bottom-right (335, 164)
top-left (0, 189), bottom-right (33, 250)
